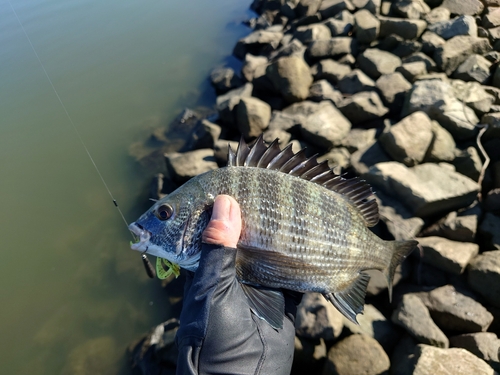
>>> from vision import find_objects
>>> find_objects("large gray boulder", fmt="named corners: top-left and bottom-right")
top-left (392, 294), bottom-right (449, 348)
top-left (468, 250), bottom-right (500, 308)
top-left (353, 9), bottom-right (380, 43)
top-left (452, 80), bottom-right (495, 116)
top-left (441, 0), bottom-right (485, 16)
top-left (450, 332), bottom-right (500, 372)
top-left (399, 345), bottom-right (497, 375)
top-left (216, 83), bottom-right (253, 125)
top-left (236, 97), bottom-right (271, 139)
top-left (266, 56), bottom-right (313, 103)
top-left (299, 101), bottom-right (352, 149)
top-left (375, 72), bottom-right (412, 111)
top-left (307, 37), bottom-right (358, 59)
top-left (337, 69), bottom-right (376, 94)
top-left (295, 293), bottom-right (344, 340)
top-left (233, 29), bottom-right (284, 59)
top-left (363, 162), bottom-right (479, 218)
top-left (427, 15), bottom-right (478, 40)
top-left (424, 120), bottom-right (456, 163)
top-left (308, 80), bottom-right (343, 107)
top-left (357, 48), bottom-right (402, 80)
top-left (379, 111), bottom-right (434, 167)
top-left (294, 24), bottom-right (331, 44)
top-left (426, 285), bottom-right (494, 333)
top-left (433, 36), bottom-right (491, 76)
top-left (322, 334), bottom-right (390, 375)
top-left (351, 141), bottom-right (392, 175)
top-left (378, 16), bottom-right (428, 40)
top-left (312, 59), bottom-right (352, 84)
top-left (453, 55), bottom-right (492, 84)
top-left (417, 236), bottom-right (479, 275)
top-left (337, 91), bottom-right (389, 124)
top-left (165, 149), bottom-right (218, 183)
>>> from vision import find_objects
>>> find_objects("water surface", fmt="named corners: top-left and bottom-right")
top-left (0, 0), bottom-right (251, 373)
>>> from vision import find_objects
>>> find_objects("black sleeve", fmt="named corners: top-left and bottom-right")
top-left (175, 243), bottom-right (297, 375)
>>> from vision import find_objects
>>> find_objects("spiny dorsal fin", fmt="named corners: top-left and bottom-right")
top-left (227, 135), bottom-right (379, 227)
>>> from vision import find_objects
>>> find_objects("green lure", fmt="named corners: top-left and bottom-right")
top-left (156, 257), bottom-right (181, 279)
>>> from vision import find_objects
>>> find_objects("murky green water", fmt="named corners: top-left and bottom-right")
top-left (0, 0), bottom-right (250, 373)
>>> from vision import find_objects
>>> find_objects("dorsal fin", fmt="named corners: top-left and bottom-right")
top-left (227, 136), bottom-right (379, 227)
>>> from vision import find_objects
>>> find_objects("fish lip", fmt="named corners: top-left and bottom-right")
top-left (128, 223), bottom-right (152, 251)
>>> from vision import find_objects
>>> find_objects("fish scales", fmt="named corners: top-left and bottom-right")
top-left (129, 135), bottom-right (418, 328)
top-left (197, 167), bottom-right (390, 292)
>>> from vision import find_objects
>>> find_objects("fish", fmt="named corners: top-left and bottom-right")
top-left (129, 135), bottom-right (418, 329)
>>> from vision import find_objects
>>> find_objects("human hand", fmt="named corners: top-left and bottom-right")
top-left (201, 195), bottom-right (241, 248)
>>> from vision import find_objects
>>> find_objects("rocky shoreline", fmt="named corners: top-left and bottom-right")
top-left (128, 0), bottom-right (500, 374)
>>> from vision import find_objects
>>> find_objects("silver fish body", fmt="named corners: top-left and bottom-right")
top-left (129, 136), bottom-right (417, 327)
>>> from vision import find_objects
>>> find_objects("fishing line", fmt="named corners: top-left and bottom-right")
top-left (9, 2), bottom-right (156, 278)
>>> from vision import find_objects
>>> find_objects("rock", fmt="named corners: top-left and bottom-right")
top-left (213, 139), bottom-right (239, 164)
top-left (357, 48), bottom-right (402, 80)
top-left (403, 52), bottom-right (438, 73)
top-left (353, 9), bottom-right (380, 44)
top-left (270, 39), bottom-right (307, 60)
top-left (421, 31), bottom-right (446, 56)
top-left (363, 162), bottom-right (479, 218)
top-left (379, 193), bottom-right (426, 241)
top-left (236, 97), bottom-right (271, 138)
top-left (392, 0), bottom-right (431, 19)
top-left (375, 72), bottom-right (412, 111)
top-left (186, 119), bottom-right (221, 150)
top-left (396, 61), bottom-right (428, 82)
top-left (450, 332), bottom-right (500, 371)
top-left (421, 211), bottom-right (478, 242)
top-left (210, 67), bottom-right (243, 93)
top-left (242, 54), bottom-right (268, 82)
top-left (216, 83), bottom-right (253, 125)
top-left (424, 120), bottom-right (456, 163)
top-left (294, 24), bottom-right (332, 44)
top-left (485, 188), bottom-right (500, 212)
top-left (295, 293), bottom-right (344, 340)
top-left (337, 69), bottom-right (376, 94)
top-left (441, 0), bottom-right (485, 16)
top-left (300, 101), bottom-right (352, 148)
top-left (293, 336), bottom-right (327, 372)
top-left (403, 79), bottom-right (479, 140)
top-left (452, 146), bottom-right (483, 181)
top-left (318, 147), bottom-right (351, 171)
top-left (426, 285), bottom-right (494, 333)
top-left (266, 56), bottom-right (313, 103)
top-left (165, 149), bottom-right (218, 183)
top-left (318, 0), bottom-right (356, 19)
top-left (401, 344), bottom-right (497, 375)
top-left (307, 37), bottom-right (359, 59)
top-left (340, 128), bottom-right (377, 153)
top-left (267, 109), bottom-right (301, 132)
top-left (322, 334), bottom-right (390, 375)
top-left (417, 236), bottom-right (479, 275)
top-left (312, 59), bottom-right (352, 84)
top-left (482, 112), bottom-right (500, 140)
top-left (433, 36), bottom-right (492, 76)
top-left (351, 141), bottom-right (392, 175)
top-left (308, 79), bottom-right (344, 106)
top-left (392, 294), bottom-right (449, 348)
top-left (128, 319), bottom-right (180, 374)
top-left (479, 212), bottom-right (500, 249)
top-left (427, 15), bottom-right (478, 41)
top-left (483, 8), bottom-right (500, 29)
top-left (424, 6), bottom-right (451, 24)
top-left (353, 0), bottom-right (380, 13)
top-left (468, 250), bottom-right (500, 308)
top-left (453, 55), bottom-right (492, 84)
top-left (343, 304), bottom-right (400, 353)
top-left (295, 0), bottom-right (323, 17)
top-left (262, 128), bottom-right (291, 145)
top-left (378, 16), bottom-right (428, 40)
top-left (233, 29), bottom-right (284, 59)
top-left (323, 16), bottom-right (353, 37)
top-left (379, 111), bottom-right (434, 166)
top-left (337, 91), bottom-right (389, 124)
top-left (452, 80), bottom-right (495, 116)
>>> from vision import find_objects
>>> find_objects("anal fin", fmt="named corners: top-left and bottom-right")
top-left (323, 272), bottom-right (370, 324)
top-left (240, 283), bottom-right (285, 330)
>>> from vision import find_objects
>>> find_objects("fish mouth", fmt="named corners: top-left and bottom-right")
top-left (128, 223), bottom-right (152, 251)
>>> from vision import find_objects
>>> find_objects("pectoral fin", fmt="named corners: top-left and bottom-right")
top-left (240, 283), bottom-right (285, 330)
top-left (323, 272), bottom-right (371, 324)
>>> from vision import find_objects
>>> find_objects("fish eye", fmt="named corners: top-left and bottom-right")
top-left (155, 204), bottom-right (173, 221)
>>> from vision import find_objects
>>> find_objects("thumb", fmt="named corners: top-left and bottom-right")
top-left (202, 195), bottom-right (241, 248)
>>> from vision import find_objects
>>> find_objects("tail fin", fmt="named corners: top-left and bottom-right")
top-left (383, 240), bottom-right (418, 302)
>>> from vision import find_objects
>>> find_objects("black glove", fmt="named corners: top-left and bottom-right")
top-left (175, 243), bottom-right (302, 375)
